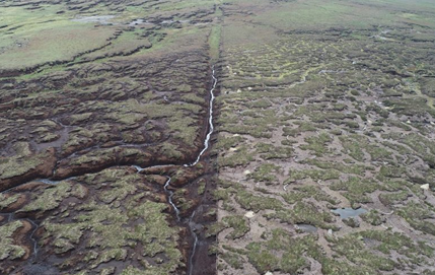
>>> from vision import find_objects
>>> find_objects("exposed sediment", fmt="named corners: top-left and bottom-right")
top-left (0, 51), bottom-right (220, 275)
top-left (136, 65), bottom-right (219, 274)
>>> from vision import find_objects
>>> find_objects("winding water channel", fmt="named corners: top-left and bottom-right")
top-left (159, 65), bottom-right (218, 274)
top-left (187, 65), bottom-right (217, 167)
top-left (133, 65), bottom-right (218, 273)
top-left (163, 176), bottom-right (181, 221)
top-left (0, 65), bottom-right (218, 273)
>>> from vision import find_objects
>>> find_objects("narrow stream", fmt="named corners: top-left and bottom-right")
top-left (188, 211), bottom-right (198, 275)
top-left (135, 65), bottom-right (218, 273)
top-left (27, 218), bottom-right (39, 256)
top-left (1, 65), bottom-right (218, 272)
top-left (164, 65), bottom-right (217, 273)
top-left (8, 213), bottom-right (14, 222)
top-left (163, 176), bottom-right (181, 221)
top-left (187, 65), bottom-right (218, 167)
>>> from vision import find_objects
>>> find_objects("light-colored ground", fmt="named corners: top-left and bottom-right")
top-left (215, 0), bottom-right (435, 274)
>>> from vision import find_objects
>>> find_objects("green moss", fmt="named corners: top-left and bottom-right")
top-left (97, 174), bottom-right (138, 204)
top-left (159, 143), bottom-right (184, 160)
top-left (0, 8), bottom-right (116, 70)
top-left (365, 144), bottom-right (394, 163)
top-left (266, 201), bottom-right (334, 229)
top-left (215, 135), bottom-right (246, 151)
top-left (360, 210), bottom-right (385, 226)
top-left (181, 93), bottom-right (205, 104)
top-left (209, 18), bottom-right (221, 62)
top-left (0, 142), bottom-right (50, 181)
top-left (0, 194), bottom-right (20, 210)
top-left (397, 202), bottom-right (435, 235)
top-left (21, 181), bottom-right (72, 212)
top-left (0, 221), bottom-right (26, 261)
top-left (245, 242), bottom-right (280, 273)
top-left (177, 84), bottom-right (192, 93)
top-left (210, 216), bottom-right (251, 240)
top-left (389, 133), bottom-right (435, 168)
top-left (321, 258), bottom-right (374, 275)
top-left (235, 189), bottom-right (283, 212)
top-left (173, 189), bottom-right (195, 211)
top-left (378, 165), bottom-right (406, 179)
top-left (287, 168), bottom-right (340, 183)
top-left (213, 188), bottom-right (231, 201)
top-left (343, 217), bottom-right (360, 228)
top-left (245, 229), bottom-right (320, 274)
top-left (93, 249), bottom-right (128, 268)
top-left (221, 251), bottom-right (244, 269)
top-left (379, 191), bottom-right (410, 206)
top-left (216, 2), bottom-right (435, 274)
top-left (248, 99), bottom-right (272, 109)
top-left (33, 168), bottom-right (183, 272)
top-left (222, 124), bottom-right (273, 138)
top-left (99, 267), bottom-right (116, 275)
top-left (119, 265), bottom-right (180, 275)
top-left (331, 177), bottom-right (380, 206)
top-left (168, 116), bottom-right (199, 145)
top-left (300, 132), bottom-right (332, 156)
top-left (308, 159), bottom-right (372, 175)
top-left (283, 121), bottom-right (317, 137)
top-left (330, 234), bottom-right (395, 272)
top-left (339, 135), bottom-right (365, 162)
top-left (255, 143), bottom-right (292, 160)
top-left (206, 222), bottom-right (226, 238)
top-left (71, 184), bottom-right (88, 199)
top-left (70, 113), bottom-right (93, 125)
top-left (248, 163), bottom-right (281, 185)
top-left (282, 185), bottom-right (337, 205)
top-left (358, 230), bottom-right (433, 259)
top-left (219, 145), bottom-right (254, 167)
top-left (197, 179), bottom-right (206, 195)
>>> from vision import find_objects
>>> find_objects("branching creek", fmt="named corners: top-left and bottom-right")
top-left (137, 64), bottom-right (218, 275)
top-left (0, 65), bottom-right (219, 274)
top-left (132, 64), bottom-right (217, 274)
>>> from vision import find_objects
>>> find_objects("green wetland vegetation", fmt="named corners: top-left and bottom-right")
top-left (1, 0), bottom-right (435, 274)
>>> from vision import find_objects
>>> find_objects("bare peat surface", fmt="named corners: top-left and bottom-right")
top-left (0, 59), bottom-right (220, 274)
top-left (4, 0), bottom-right (435, 275)
top-left (0, 0), bottom-right (223, 274)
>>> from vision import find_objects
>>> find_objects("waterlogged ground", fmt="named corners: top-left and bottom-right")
top-left (214, 0), bottom-right (435, 274)
top-left (2, 0), bottom-right (435, 275)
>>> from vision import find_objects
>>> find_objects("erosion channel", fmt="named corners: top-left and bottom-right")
top-left (134, 65), bottom-right (219, 275)
top-left (0, 64), bottom-right (219, 275)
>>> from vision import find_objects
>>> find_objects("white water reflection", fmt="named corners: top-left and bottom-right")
top-left (331, 207), bottom-right (367, 219)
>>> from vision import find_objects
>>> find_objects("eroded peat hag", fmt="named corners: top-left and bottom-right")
top-left (132, 65), bottom-right (219, 275)
top-left (0, 0), bottom-right (223, 272)
top-left (0, 62), bottom-right (220, 275)
top-left (188, 65), bottom-right (218, 167)
top-left (5, 0), bottom-right (435, 274)
top-left (186, 66), bottom-right (219, 275)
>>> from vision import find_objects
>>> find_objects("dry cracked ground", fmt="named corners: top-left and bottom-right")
top-left (1, 0), bottom-right (435, 275)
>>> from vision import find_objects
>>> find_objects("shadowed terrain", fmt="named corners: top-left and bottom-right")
top-left (1, 0), bottom-right (221, 274)
top-left (2, 0), bottom-right (435, 275)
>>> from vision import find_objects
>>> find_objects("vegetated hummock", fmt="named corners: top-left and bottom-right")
top-left (214, 0), bottom-right (435, 274)
top-left (0, 0), bottom-right (220, 274)
top-left (1, 0), bottom-right (435, 274)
